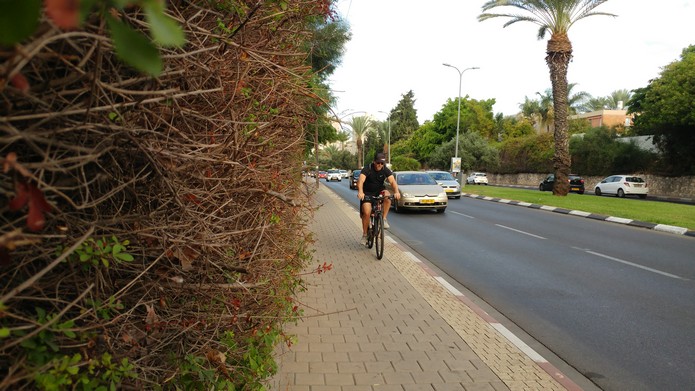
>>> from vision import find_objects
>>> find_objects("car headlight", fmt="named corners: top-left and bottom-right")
top-left (401, 192), bottom-right (412, 198)
top-left (439, 192), bottom-right (447, 198)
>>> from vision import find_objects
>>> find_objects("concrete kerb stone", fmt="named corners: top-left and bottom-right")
top-left (271, 183), bottom-right (584, 391)
top-left (461, 193), bottom-right (695, 237)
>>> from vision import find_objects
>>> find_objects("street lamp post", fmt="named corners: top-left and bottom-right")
top-left (378, 110), bottom-right (400, 166)
top-left (443, 64), bottom-right (479, 183)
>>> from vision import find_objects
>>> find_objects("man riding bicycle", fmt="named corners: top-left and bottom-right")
top-left (357, 153), bottom-right (400, 242)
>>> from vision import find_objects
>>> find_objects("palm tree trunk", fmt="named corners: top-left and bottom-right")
top-left (546, 35), bottom-right (572, 196)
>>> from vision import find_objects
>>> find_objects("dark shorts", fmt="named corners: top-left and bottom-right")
top-left (360, 191), bottom-right (384, 215)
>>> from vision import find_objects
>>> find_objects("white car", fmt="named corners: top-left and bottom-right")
top-left (466, 172), bottom-right (488, 185)
top-left (339, 169), bottom-right (349, 179)
top-left (594, 175), bottom-right (648, 199)
top-left (325, 169), bottom-right (342, 181)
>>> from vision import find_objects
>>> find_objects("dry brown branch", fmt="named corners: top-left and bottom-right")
top-left (0, 0), bottom-right (327, 388)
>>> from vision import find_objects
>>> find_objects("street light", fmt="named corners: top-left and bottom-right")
top-left (443, 64), bottom-right (479, 184)
top-left (378, 110), bottom-right (400, 166)
top-left (442, 64), bottom-right (479, 159)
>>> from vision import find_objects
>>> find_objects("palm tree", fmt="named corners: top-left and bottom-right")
top-left (346, 115), bottom-right (373, 168)
top-left (607, 88), bottom-right (632, 109)
top-left (479, 0), bottom-right (615, 195)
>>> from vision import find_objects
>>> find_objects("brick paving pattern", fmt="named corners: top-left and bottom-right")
top-left (270, 184), bottom-right (569, 391)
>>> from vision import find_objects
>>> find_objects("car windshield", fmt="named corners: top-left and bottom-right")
top-left (475, 173), bottom-right (486, 177)
top-left (352, 170), bottom-right (360, 177)
top-left (429, 172), bottom-right (455, 181)
top-left (328, 169), bottom-right (339, 174)
top-left (397, 173), bottom-right (437, 185)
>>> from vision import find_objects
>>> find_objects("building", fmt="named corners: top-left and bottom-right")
top-left (570, 109), bottom-right (634, 129)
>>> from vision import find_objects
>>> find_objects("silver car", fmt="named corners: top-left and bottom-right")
top-left (386, 171), bottom-right (447, 213)
top-left (426, 171), bottom-right (461, 199)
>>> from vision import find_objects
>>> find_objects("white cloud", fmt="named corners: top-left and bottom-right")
top-left (328, 0), bottom-right (695, 123)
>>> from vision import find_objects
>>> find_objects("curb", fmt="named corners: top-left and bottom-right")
top-left (461, 193), bottom-right (695, 238)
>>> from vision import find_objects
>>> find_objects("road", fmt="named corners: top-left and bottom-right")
top-left (322, 179), bottom-right (695, 391)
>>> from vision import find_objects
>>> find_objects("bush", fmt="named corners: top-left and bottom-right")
top-left (497, 133), bottom-right (554, 174)
top-left (570, 127), bottom-right (657, 175)
top-left (391, 156), bottom-right (421, 171)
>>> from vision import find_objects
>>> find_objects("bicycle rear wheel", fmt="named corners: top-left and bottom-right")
top-left (366, 216), bottom-right (375, 249)
top-left (375, 212), bottom-right (384, 260)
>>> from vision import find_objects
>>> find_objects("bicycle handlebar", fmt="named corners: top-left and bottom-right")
top-left (362, 194), bottom-right (394, 202)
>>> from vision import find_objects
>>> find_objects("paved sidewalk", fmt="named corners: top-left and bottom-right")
top-left (270, 185), bottom-right (582, 391)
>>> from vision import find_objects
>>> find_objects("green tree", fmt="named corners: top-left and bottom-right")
top-left (606, 88), bottom-right (632, 110)
top-left (480, 0), bottom-right (615, 195)
top-left (428, 132), bottom-right (499, 172)
top-left (306, 18), bottom-right (351, 81)
top-left (628, 45), bottom-right (695, 174)
top-left (345, 116), bottom-right (373, 168)
top-left (389, 90), bottom-right (420, 142)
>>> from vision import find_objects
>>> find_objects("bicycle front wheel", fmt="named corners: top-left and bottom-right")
top-left (375, 212), bottom-right (384, 260)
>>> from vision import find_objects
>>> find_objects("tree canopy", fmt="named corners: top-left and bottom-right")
top-left (388, 90), bottom-right (420, 143)
top-left (628, 45), bottom-right (695, 175)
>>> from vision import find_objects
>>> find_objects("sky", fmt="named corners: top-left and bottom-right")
top-left (327, 0), bottom-right (695, 124)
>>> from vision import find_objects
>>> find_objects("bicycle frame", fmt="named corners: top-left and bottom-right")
top-left (364, 193), bottom-right (390, 260)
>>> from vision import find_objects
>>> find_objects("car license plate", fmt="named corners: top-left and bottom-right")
top-left (571, 187), bottom-right (579, 191)
top-left (445, 189), bottom-right (453, 192)
top-left (420, 199), bottom-right (435, 204)
top-left (634, 184), bottom-right (643, 187)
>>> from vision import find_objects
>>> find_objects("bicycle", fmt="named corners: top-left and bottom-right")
top-left (363, 192), bottom-right (392, 260)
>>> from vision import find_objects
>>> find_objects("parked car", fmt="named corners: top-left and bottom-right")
top-left (318, 171), bottom-right (327, 179)
top-left (339, 169), bottom-right (349, 179)
top-left (594, 175), bottom-right (648, 199)
top-left (385, 171), bottom-right (447, 213)
top-left (349, 169), bottom-right (361, 190)
top-left (326, 169), bottom-right (342, 181)
top-left (466, 172), bottom-right (488, 185)
top-left (539, 174), bottom-right (585, 194)
top-left (426, 170), bottom-right (461, 199)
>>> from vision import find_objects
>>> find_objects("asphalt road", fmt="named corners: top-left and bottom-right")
top-left (322, 178), bottom-right (695, 391)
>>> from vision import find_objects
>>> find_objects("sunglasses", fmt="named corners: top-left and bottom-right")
top-left (374, 162), bottom-right (384, 165)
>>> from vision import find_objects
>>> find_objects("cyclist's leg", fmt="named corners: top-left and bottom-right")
top-left (360, 200), bottom-right (372, 235)
top-left (382, 190), bottom-right (392, 220)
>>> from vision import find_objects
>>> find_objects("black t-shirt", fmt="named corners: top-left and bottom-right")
top-left (361, 163), bottom-right (392, 194)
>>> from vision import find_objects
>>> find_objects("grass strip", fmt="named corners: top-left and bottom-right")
top-left (461, 185), bottom-right (695, 230)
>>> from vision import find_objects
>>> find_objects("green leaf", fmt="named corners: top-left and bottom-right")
top-left (107, 16), bottom-right (162, 76)
top-left (115, 253), bottom-right (134, 262)
top-left (0, 328), bottom-right (10, 338)
top-left (0, 0), bottom-right (41, 46)
top-left (144, 3), bottom-right (185, 47)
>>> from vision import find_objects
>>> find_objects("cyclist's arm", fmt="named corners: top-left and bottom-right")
top-left (357, 173), bottom-right (367, 200)
top-left (387, 175), bottom-right (400, 200)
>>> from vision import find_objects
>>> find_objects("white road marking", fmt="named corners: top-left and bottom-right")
top-left (540, 205), bottom-right (556, 211)
top-left (491, 323), bottom-right (548, 363)
top-left (404, 251), bottom-right (422, 263)
top-left (517, 202), bottom-right (533, 206)
top-left (654, 224), bottom-right (689, 235)
top-left (569, 210), bottom-right (591, 217)
top-left (434, 276), bottom-right (464, 297)
top-left (585, 250), bottom-right (687, 280)
top-left (606, 216), bottom-right (633, 224)
top-left (450, 211), bottom-right (475, 219)
top-left (495, 224), bottom-right (547, 240)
